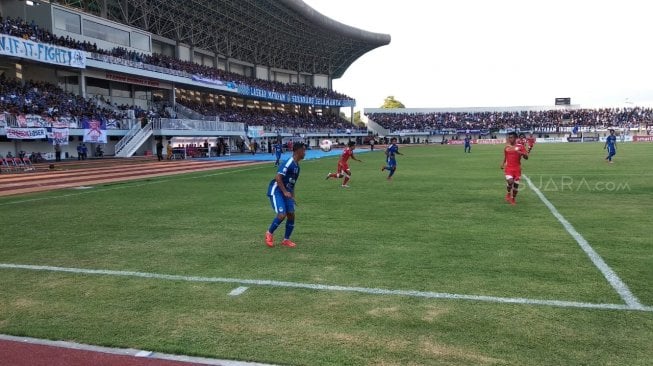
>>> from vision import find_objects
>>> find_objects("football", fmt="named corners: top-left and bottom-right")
top-left (319, 139), bottom-right (333, 152)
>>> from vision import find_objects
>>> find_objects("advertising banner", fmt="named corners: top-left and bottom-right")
top-left (6, 127), bottom-right (47, 139)
top-left (237, 85), bottom-right (355, 107)
top-left (48, 127), bottom-right (70, 145)
top-left (475, 139), bottom-right (505, 145)
top-left (0, 34), bottom-right (86, 68)
top-left (447, 138), bottom-right (504, 145)
top-left (633, 135), bottom-right (653, 142)
top-left (191, 75), bottom-right (237, 90)
top-left (82, 118), bottom-right (107, 143)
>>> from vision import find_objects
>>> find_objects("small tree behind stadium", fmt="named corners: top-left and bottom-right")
top-left (381, 96), bottom-right (405, 108)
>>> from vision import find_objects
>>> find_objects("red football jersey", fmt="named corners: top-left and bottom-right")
top-left (526, 137), bottom-right (536, 147)
top-left (339, 148), bottom-right (354, 164)
top-left (504, 144), bottom-right (527, 169)
top-left (518, 137), bottom-right (527, 146)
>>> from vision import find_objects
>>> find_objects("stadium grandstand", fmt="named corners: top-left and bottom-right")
top-left (364, 106), bottom-right (653, 145)
top-left (0, 0), bottom-right (390, 160)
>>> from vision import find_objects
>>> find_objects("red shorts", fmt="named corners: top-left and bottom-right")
top-left (337, 162), bottom-right (350, 174)
top-left (504, 168), bottom-right (521, 183)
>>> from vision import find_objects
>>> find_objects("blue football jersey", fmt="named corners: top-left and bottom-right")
top-left (386, 144), bottom-right (399, 160)
top-left (606, 135), bottom-right (616, 149)
top-left (268, 157), bottom-right (300, 195)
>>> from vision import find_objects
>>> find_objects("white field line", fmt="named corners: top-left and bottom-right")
top-left (0, 164), bottom-right (267, 206)
top-left (229, 286), bottom-right (249, 296)
top-left (1, 263), bottom-right (651, 312)
top-left (523, 175), bottom-right (645, 310)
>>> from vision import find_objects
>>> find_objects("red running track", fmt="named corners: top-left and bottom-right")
top-left (0, 335), bottom-right (274, 365)
top-left (0, 339), bottom-right (208, 366)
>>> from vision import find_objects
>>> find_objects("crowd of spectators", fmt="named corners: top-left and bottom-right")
top-left (368, 108), bottom-right (653, 133)
top-left (177, 100), bottom-right (354, 132)
top-left (0, 72), bottom-right (354, 132)
top-left (108, 49), bottom-right (351, 101)
top-left (113, 101), bottom-right (170, 120)
top-left (0, 75), bottom-right (115, 119)
top-left (0, 16), bottom-right (353, 102)
top-left (0, 75), bottom-right (161, 125)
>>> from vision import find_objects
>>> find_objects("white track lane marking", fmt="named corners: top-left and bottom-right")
top-left (523, 175), bottom-right (644, 309)
top-left (1, 263), bottom-right (651, 312)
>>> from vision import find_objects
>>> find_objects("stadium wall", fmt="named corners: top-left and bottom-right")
top-left (314, 75), bottom-right (329, 89)
top-left (49, 5), bottom-right (152, 54)
top-left (256, 66), bottom-right (269, 81)
top-left (177, 44), bottom-right (191, 62)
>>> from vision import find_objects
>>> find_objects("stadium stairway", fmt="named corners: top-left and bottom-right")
top-left (115, 122), bottom-right (153, 157)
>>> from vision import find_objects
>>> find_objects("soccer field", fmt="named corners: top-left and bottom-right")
top-left (1, 143), bottom-right (652, 365)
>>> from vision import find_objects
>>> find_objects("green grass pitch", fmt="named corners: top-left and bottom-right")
top-left (1, 142), bottom-right (652, 365)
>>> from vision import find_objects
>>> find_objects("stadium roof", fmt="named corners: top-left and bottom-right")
top-left (56, 0), bottom-right (391, 78)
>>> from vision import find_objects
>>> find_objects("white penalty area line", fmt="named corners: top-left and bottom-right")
top-left (523, 175), bottom-right (645, 310)
top-left (1, 263), bottom-right (651, 313)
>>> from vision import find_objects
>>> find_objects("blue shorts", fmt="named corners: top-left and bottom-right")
top-left (386, 158), bottom-right (397, 169)
top-left (269, 190), bottom-right (295, 214)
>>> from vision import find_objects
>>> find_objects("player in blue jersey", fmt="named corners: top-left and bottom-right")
top-left (273, 139), bottom-right (283, 166)
top-left (381, 137), bottom-right (403, 180)
top-left (604, 129), bottom-right (617, 163)
top-left (464, 135), bottom-right (472, 153)
top-left (265, 142), bottom-right (306, 248)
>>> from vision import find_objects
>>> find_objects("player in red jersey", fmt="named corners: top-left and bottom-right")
top-left (501, 132), bottom-right (529, 205)
top-left (518, 133), bottom-right (528, 148)
top-left (325, 141), bottom-right (362, 188)
top-left (526, 133), bottom-right (536, 153)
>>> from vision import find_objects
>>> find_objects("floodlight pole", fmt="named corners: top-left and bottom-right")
top-left (350, 105), bottom-right (353, 125)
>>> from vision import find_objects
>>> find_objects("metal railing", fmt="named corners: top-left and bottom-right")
top-left (154, 119), bottom-right (244, 132)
